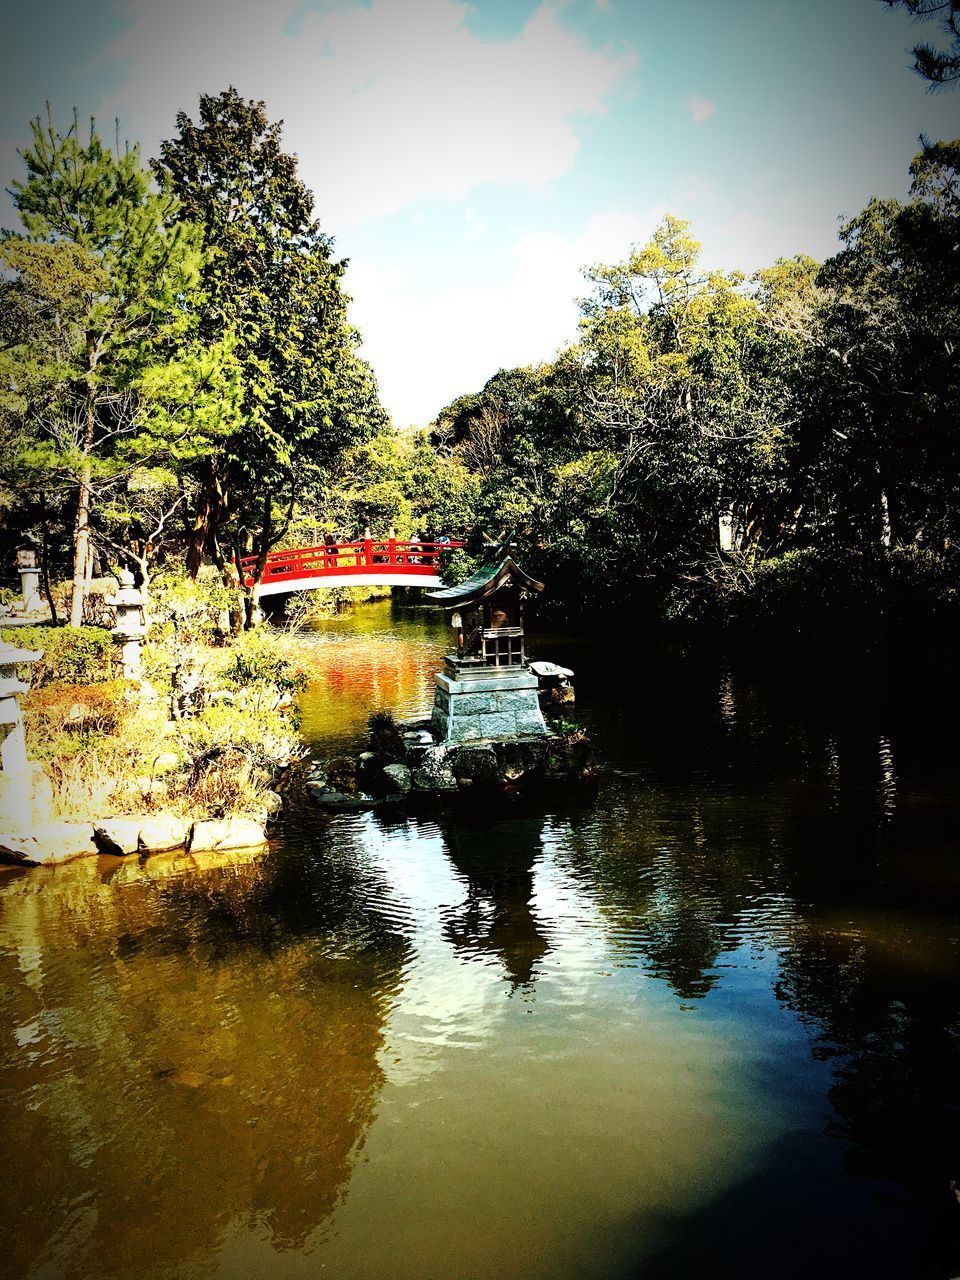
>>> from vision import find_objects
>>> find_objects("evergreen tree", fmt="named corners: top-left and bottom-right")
top-left (2, 110), bottom-right (235, 623)
top-left (153, 88), bottom-right (385, 620)
top-left (884, 0), bottom-right (960, 89)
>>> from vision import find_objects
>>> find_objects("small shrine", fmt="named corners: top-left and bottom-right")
top-left (425, 548), bottom-right (550, 743)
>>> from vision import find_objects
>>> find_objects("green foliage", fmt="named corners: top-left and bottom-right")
top-left (401, 139), bottom-right (960, 635)
top-left (175, 699), bottom-right (301, 774)
top-left (883, 1), bottom-right (960, 89)
top-left (0, 111), bottom-right (239, 619)
top-left (222, 631), bottom-right (308, 693)
top-left (153, 88), bottom-right (386, 580)
top-left (147, 569), bottom-right (235, 645)
top-left (0, 625), bottom-right (114, 686)
top-left (368, 709), bottom-right (405, 761)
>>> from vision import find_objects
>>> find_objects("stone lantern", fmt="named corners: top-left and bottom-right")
top-left (107, 570), bottom-right (148, 679)
top-left (0, 639), bottom-right (46, 831)
top-left (15, 543), bottom-right (44, 615)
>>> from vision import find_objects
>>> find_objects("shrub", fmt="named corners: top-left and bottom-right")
top-left (886, 546), bottom-right (960, 622)
top-left (176, 699), bottom-right (301, 773)
top-left (24, 679), bottom-right (131, 737)
top-left (1, 625), bottom-right (115, 686)
top-left (737, 548), bottom-right (886, 632)
top-left (369, 709), bottom-right (405, 760)
top-left (222, 631), bottom-right (308, 693)
top-left (148, 569), bottom-right (236, 645)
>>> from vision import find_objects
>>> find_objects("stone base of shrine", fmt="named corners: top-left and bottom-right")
top-left (431, 666), bottom-right (549, 744)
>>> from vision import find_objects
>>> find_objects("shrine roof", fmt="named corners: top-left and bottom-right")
top-left (425, 555), bottom-right (544, 609)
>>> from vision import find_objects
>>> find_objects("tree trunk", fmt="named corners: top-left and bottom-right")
top-left (186, 461), bottom-right (228, 579)
top-left (186, 479), bottom-right (213, 578)
top-left (70, 340), bottom-right (98, 628)
top-left (244, 493), bottom-right (274, 630)
top-left (880, 488), bottom-right (892, 550)
top-left (69, 455), bottom-right (93, 627)
top-left (39, 494), bottom-right (59, 626)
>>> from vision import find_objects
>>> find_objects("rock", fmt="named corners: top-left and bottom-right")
top-left (152, 751), bottom-right (181, 776)
top-left (0, 821), bottom-right (98, 866)
top-left (412, 745), bottom-right (458, 793)
top-left (94, 818), bottom-right (142, 856)
top-left (327, 754), bottom-right (358, 781)
top-left (381, 763), bottom-right (413, 794)
top-left (493, 739), bottom-right (550, 781)
top-left (261, 790), bottom-right (283, 817)
top-left (309, 788), bottom-right (375, 812)
top-left (539, 684), bottom-right (576, 716)
top-left (189, 816), bottom-right (268, 853)
top-left (451, 745), bottom-right (500, 787)
top-left (138, 814), bottom-right (188, 853)
top-left (356, 751), bottom-right (384, 781)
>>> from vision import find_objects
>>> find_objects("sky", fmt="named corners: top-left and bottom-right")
top-left (3, 0), bottom-right (959, 427)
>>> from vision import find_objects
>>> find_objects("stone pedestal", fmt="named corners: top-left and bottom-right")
top-left (18, 568), bottom-right (43, 614)
top-left (0, 640), bottom-right (46, 831)
top-left (431, 657), bottom-right (549, 744)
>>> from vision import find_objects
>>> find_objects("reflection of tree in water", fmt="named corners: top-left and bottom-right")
top-left (556, 790), bottom-right (777, 1000)
top-left (438, 811), bottom-right (552, 990)
top-left (0, 828), bottom-right (412, 1280)
top-left (773, 904), bottom-right (960, 1271)
top-left (562, 641), bottom-right (960, 1269)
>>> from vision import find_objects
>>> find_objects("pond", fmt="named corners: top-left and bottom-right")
top-left (2, 601), bottom-right (960, 1279)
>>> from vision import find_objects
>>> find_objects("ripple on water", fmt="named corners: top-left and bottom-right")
top-left (4, 614), bottom-right (960, 1279)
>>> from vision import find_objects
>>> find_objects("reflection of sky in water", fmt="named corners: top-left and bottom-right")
top-left (3, 615), bottom-right (960, 1279)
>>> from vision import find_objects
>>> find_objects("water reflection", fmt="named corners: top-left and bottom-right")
top-left (439, 812), bottom-right (552, 990)
top-left (0, 833), bottom-right (412, 1280)
top-left (3, 616), bottom-right (960, 1279)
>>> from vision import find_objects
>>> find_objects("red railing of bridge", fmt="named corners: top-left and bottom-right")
top-left (239, 538), bottom-right (463, 589)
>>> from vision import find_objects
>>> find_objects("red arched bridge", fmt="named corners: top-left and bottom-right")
top-left (240, 537), bottom-right (462, 599)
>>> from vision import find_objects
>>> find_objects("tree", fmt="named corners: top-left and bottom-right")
top-left (797, 139), bottom-right (960, 555)
top-left (153, 88), bottom-right (385, 622)
top-left (2, 110), bottom-right (233, 623)
top-left (883, 0), bottom-right (960, 89)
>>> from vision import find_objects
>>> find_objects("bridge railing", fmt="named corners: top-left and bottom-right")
top-left (239, 538), bottom-right (462, 588)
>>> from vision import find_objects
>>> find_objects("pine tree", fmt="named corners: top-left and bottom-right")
top-left (3, 109), bottom-right (234, 623)
top-left (154, 88), bottom-right (385, 620)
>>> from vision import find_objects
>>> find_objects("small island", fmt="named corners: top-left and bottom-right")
top-left (307, 543), bottom-right (592, 808)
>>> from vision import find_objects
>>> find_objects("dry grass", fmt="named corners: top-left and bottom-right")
top-left (20, 627), bottom-right (302, 825)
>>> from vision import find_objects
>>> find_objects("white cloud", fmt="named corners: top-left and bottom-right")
top-left (102, 0), bottom-right (633, 230)
top-left (685, 94), bottom-right (717, 124)
top-left (347, 207), bottom-right (664, 426)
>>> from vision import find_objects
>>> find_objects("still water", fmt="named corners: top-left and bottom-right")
top-left (3, 602), bottom-right (960, 1279)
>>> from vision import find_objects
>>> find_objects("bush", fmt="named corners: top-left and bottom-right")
top-left (148, 569), bottom-right (236, 645)
top-left (369, 709), bottom-right (405, 760)
top-left (24, 679), bottom-right (131, 737)
top-left (1, 625), bottom-right (115, 686)
top-left (222, 631), bottom-right (308, 693)
top-left (886, 546), bottom-right (960, 622)
top-left (176, 699), bottom-right (301, 773)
